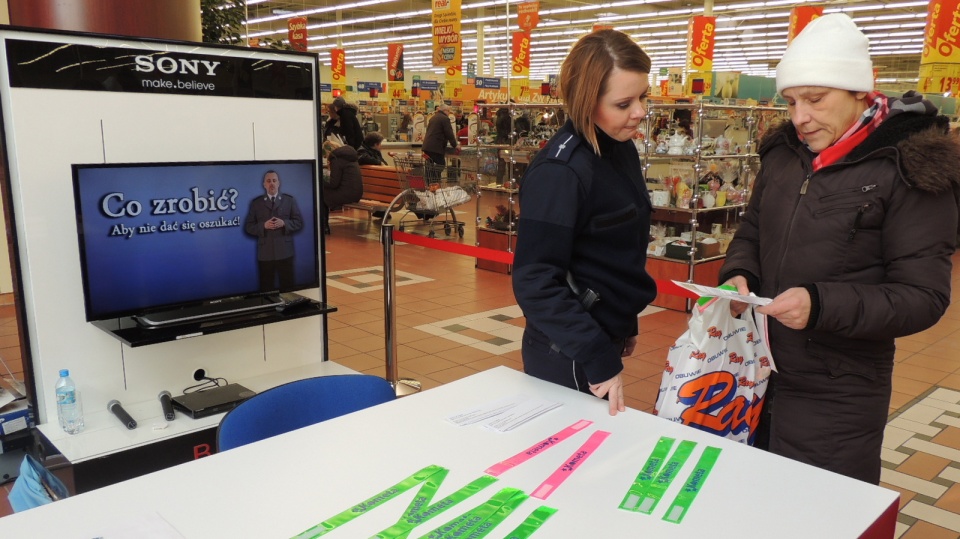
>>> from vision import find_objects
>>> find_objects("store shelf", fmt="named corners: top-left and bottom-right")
top-left (91, 297), bottom-right (336, 347)
top-left (648, 253), bottom-right (728, 265)
top-left (472, 103), bottom-right (552, 274)
top-left (479, 185), bottom-right (519, 195)
top-left (652, 203), bottom-right (746, 214)
top-left (644, 153), bottom-right (760, 162)
top-left (642, 101), bottom-right (787, 310)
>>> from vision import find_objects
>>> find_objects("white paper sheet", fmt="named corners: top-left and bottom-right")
top-left (446, 394), bottom-right (562, 432)
top-left (671, 281), bottom-right (773, 306)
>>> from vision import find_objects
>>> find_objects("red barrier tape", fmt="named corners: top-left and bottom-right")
top-left (393, 230), bottom-right (515, 264)
top-left (391, 230), bottom-right (701, 300)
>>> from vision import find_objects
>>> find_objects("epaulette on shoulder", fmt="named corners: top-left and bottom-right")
top-left (544, 132), bottom-right (582, 163)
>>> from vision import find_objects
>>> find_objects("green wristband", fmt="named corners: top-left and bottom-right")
top-left (291, 464), bottom-right (447, 539)
top-left (619, 436), bottom-right (676, 511)
top-left (501, 506), bottom-right (558, 539)
top-left (418, 487), bottom-right (526, 539)
top-left (374, 475), bottom-right (499, 538)
top-left (662, 446), bottom-right (722, 524)
top-left (631, 439), bottom-right (697, 515)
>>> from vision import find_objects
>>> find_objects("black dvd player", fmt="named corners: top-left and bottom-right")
top-left (171, 384), bottom-right (256, 419)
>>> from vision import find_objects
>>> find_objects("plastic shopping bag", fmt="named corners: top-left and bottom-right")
top-left (654, 296), bottom-right (774, 445)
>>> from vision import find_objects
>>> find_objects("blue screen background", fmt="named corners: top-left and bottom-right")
top-left (73, 161), bottom-right (319, 320)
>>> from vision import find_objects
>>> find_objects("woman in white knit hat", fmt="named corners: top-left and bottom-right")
top-left (720, 13), bottom-right (960, 484)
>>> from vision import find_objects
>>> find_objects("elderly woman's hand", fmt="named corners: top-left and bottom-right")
top-left (723, 275), bottom-right (751, 317)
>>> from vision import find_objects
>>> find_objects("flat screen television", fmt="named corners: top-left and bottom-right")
top-left (72, 160), bottom-right (320, 325)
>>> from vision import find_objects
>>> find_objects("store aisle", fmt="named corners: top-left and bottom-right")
top-left (3, 206), bottom-right (960, 538)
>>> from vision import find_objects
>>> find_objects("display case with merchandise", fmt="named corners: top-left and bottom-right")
top-left (641, 102), bottom-right (788, 310)
top-left (471, 103), bottom-right (561, 273)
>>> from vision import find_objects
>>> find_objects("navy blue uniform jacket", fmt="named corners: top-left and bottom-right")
top-left (512, 120), bottom-right (657, 384)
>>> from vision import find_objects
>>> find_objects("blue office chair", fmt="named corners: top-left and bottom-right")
top-left (216, 374), bottom-right (396, 452)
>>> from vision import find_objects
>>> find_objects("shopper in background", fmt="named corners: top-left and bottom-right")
top-left (495, 108), bottom-right (512, 144)
top-left (332, 96), bottom-right (364, 149)
top-left (494, 108), bottom-right (513, 184)
top-left (512, 29), bottom-right (656, 416)
top-left (399, 113), bottom-right (413, 140)
top-left (720, 13), bottom-right (960, 484)
top-left (422, 102), bottom-right (458, 166)
top-left (323, 145), bottom-right (364, 235)
top-left (357, 131), bottom-right (388, 166)
top-left (322, 103), bottom-right (339, 141)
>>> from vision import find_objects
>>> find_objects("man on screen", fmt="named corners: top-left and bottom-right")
top-left (244, 170), bottom-right (303, 291)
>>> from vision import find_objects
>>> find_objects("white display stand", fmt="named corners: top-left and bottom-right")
top-left (0, 27), bottom-right (329, 477)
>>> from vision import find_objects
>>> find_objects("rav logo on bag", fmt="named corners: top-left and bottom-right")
top-left (707, 326), bottom-right (722, 338)
top-left (728, 352), bottom-right (744, 364)
top-left (689, 350), bottom-right (706, 361)
top-left (758, 356), bottom-right (770, 368)
top-left (676, 371), bottom-right (764, 440)
top-left (664, 361), bottom-right (674, 374)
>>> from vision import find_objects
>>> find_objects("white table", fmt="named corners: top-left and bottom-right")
top-left (2, 366), bottom-right (897, 538)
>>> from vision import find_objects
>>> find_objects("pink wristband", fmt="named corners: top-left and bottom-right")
top-left (484, 420), bottom-right (594, 477)
top-left (531, 430), bottom-right (611, 500)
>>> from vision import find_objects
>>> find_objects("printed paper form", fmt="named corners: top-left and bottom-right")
top-left (446, 394), bottom-right (562, 432)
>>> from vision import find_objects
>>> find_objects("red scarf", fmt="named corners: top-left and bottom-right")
top-left (805, 91), bottom-right (888, 171)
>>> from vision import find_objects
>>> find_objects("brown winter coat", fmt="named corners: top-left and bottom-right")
top-left (422, 109), bottom-right (458, 155)
top-left (324, 145), bottom-right (363, 208)
top-left (720, 106), bottom-right (960, 483)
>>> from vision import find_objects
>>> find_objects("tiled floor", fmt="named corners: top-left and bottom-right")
top-left (3, 205), bottom-right (960, 538)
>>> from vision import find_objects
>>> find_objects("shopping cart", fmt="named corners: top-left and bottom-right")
top-left (387, 152), bottom-right (476, 238)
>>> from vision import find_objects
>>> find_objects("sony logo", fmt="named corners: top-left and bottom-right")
top-left (134, 55), bottom-right (221, 76)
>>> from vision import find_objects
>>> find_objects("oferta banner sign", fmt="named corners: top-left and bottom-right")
top-left (512, 32), bottom-right (531, 78)
top-left (918, 0), bottom-right (960, 94)
top-left (331, 48), bottom-right (346, 83)
top-left (686, 16), bottom-right (716, 73)
top-left (787, 6), bottom-right (822, 44)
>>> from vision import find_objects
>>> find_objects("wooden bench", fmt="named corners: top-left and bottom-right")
top-left (344, 165), bottom-right (406, 219)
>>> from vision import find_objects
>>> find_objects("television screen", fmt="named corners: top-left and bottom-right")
top-left (72, 160), bottom-right (320, 322)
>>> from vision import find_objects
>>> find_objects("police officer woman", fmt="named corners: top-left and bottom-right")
top-left (512, 30), bottom-right (656, 416)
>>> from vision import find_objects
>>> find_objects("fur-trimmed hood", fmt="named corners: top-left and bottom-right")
top-left (331, 144), bottom-right (359, 162)
top-left (760, 106), bottom-right (960, 195)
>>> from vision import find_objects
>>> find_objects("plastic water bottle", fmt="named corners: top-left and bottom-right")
top-left (55, 369), bottom-right (84, 434)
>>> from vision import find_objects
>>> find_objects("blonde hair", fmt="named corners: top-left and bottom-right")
top-left (558, 29), bottom-right (651, 155)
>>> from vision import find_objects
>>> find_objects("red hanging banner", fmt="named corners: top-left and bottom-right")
top-left (518, 1), bottom-right (539, 31)
top-left (787, 6), bottom-right (823, 44)
top-left (686, 16), bottom-right (716, 73)
top-left (287, 17), bottom-right (308, 52)
top-left (512, 32), bottom-right (531, 78)
top-left (331, 48), bottom-right (346, 83)
top-left (387, 43), bottom-right (404, 81)
top-left (918, 0), bottom-right (960, 94)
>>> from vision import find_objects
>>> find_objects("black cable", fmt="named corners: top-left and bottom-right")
top-left (182, 376), bottom-right (228, 394)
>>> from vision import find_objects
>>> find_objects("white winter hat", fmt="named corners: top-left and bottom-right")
top-left (776, 13), bottom-right (874, 94)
